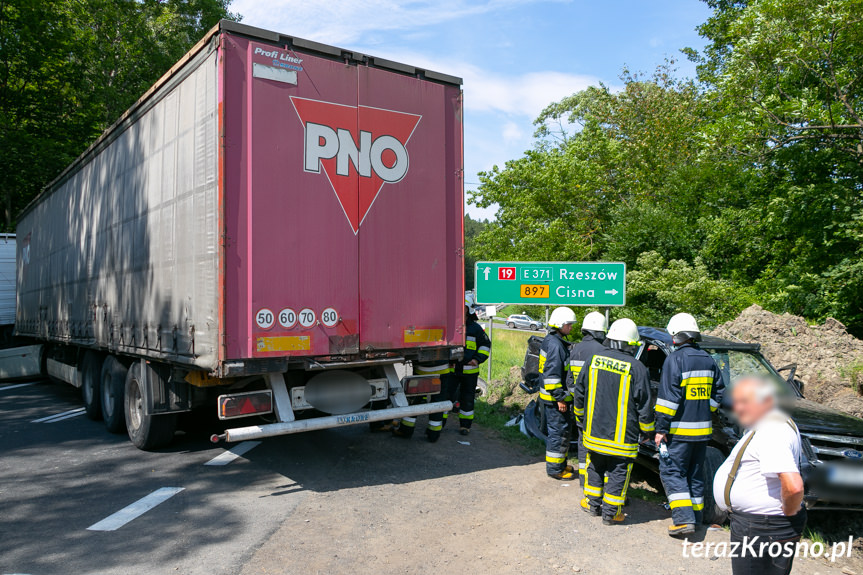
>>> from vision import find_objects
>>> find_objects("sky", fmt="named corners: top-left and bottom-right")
top-left (230, 0), bottom-right (713, 220)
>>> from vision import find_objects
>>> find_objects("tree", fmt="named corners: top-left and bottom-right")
top-left (464, 214), bottom-right (487, 289)
top-left (693, 0), bottom-right (863, 159)
top-left (469, 64), bottom-right (732, 268)
top-left (691, 0), bottom-right (863, 333)
top-left (0, 0), bottom-right (239, 229)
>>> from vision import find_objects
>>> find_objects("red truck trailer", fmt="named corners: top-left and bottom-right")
top-left (15, 21), bottom-right (465, 450)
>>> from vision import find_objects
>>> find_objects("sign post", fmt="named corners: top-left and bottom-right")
top-left (474, 261), bottom-right (626, 307)
top-left (486, 312), bottom-right (494, 381)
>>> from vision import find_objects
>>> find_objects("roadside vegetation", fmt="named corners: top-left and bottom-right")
top-left (468, 0), bottom-right (863, 337)
top-left (0, 0), bottom-right (238, 228)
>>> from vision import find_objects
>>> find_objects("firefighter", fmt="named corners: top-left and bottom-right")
top-left (654, 313), bottom-right (725, 537)
top-left (540, 306), bottom-right (578, 479)
top-left (451, 295), bottom-right (491, 435)
top-left (568, 311), bottom-right (608, 486)
top-left (393, 297), bottom-right (489, 440)
top-left (575, 318), bottom-right (654, 524)
top-left (391, 359), bottom-right (453, 441)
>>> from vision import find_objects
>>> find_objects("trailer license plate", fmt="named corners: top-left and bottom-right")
top-left (520, 284), bottom-right (549, 298)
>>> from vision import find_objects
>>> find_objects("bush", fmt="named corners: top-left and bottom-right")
top-left (622, 251), bottom-right (756, 330)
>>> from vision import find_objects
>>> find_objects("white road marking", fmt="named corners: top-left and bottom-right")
top-left (0, 382), bottom-right (37, 392)
top-left (204, 441), bottom-right (261, 466)
top-left (31, 407), bottom-right (86, 423)
top-left (87, 487), bottom-right (184, 531)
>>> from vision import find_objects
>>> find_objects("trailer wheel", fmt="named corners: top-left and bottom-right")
top-left (124, 362), bottom-right (177, 450)
top-left (81, 351), bottom-right (105, 420)
top-left (101, 356), bottom-right (127, 433)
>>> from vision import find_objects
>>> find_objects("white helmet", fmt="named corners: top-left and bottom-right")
top-left (606, 318), bottom-right (640, 345)
top-left (582, 311), bottom-right (608, 333)
top-left (465, 293), bottom-right (477, 314)
top-left (548, 307), bottom-right (577, 329)
top-left (667, 313), bottom-right (701, 344)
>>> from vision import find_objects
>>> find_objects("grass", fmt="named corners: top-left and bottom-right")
top-left (476, 327), bottom-right (544, 456)
top-left (804, 528), bottom-right (827, 546)
top-left (483, 327), bottom-right (533, 384)
top-left (840, 361), bottom-right (863, 394)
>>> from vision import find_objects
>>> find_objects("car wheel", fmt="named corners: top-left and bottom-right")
top-left (702, 446), bottom-right (729, 525)
top-left (81, 351), bottom-right (105, 421)
top-left (101, 356), bottom-right (128, 433)
top-left (507, 322), bottom-right (515, 328)
top-left (522, 399), bottom-right (547, 442)
top-left (531, 324), bottom-right (539, 331)
top-left (475, 378), bottom-right (488, 397)
top-left (124, 362), bottom-right (177, 450)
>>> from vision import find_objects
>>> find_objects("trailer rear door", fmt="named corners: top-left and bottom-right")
top-left (223, 36), bottom-right (360, 359)
top-left (356, 67), bottom-right (463, 351)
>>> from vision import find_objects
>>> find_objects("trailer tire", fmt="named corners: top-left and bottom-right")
top-left (101, 356), bottom-right (127, 433)
top-left (124, 362), bottom-right (177, 450)
top-left (81, 351), bottom-right (105, 420)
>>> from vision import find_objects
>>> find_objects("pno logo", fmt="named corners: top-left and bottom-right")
top-left (291, 97), bottom-right (421, 234)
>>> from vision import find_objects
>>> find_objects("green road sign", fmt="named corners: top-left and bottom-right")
top-left (474, 261), bottom-right (626, 306)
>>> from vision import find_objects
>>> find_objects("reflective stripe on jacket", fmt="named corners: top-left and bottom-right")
top-left (459, 319), bottom-right (490, 375)
top-left (574, 349), bottom-right (654, 458)
top-left (567, 334), bottom-right (607, 385)
top-left (655, 343), bottom-right (725, 441)
top-left (539, 332), bottom-right (571, 403)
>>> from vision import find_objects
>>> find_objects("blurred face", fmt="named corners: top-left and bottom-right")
top-left (733, 378), bottom-right (774, 428)
top-left (559, 323), bottom-right (574, 336)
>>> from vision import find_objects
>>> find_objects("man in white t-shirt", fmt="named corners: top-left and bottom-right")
top-left (713, 376), bottom-right (806, 575)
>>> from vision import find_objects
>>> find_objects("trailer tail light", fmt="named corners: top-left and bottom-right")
top-left (217, 391), bottom-right (273, 420)
top-left (404, 376), bottom-right (441, 396)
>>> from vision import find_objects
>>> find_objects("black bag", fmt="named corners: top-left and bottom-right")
top-left (519, 335), bottom-right (544, 394)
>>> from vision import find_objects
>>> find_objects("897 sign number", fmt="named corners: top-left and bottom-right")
top-left (521, 284), bottom-right (550, 298)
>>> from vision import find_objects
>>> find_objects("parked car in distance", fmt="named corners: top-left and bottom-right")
top-left (506, 314), bottom-right (544, 331)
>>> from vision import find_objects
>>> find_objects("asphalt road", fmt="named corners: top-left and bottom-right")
top-left (0, 379), bottom-right (303, 575)
top-left (0, 379), bottom-right (532, 575)
top-left (0, 380), bottom-right (850, 575)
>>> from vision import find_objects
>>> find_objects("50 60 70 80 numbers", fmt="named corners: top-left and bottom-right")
top-left (521, 284), bottom-right (549, 298)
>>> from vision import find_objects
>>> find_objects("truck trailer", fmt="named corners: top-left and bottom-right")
top-left (15, 21), bottom-right (465, 450)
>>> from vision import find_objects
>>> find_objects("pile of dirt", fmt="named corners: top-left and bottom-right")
top-left (708, 305), bottom-right (863, 418)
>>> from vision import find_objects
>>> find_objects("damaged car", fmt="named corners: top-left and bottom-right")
top-left (518, 327), bottom-right (863, 523)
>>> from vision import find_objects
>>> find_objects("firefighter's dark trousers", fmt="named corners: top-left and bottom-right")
top-left (452, 371), bottom-right (478, 429)
top-left (659, 438), bottom-right (707, 526)
top-left (543, 401), bottom-right (573, 475)
top-left (584, 451), bottom-right (633, 519)
top-left (575, 425), bottom-right (588, 487)
top-left (426, 372), bottom-right (459, 441)
top-left (396, 374), bottom-right (457, 440)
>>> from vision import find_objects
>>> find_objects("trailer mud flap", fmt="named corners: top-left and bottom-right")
top-left (141, 360), bottom-right (192, 415)
top-left (213, 400), bottom-right (453, 443)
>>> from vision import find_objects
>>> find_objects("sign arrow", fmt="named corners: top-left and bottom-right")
top-left (605, 289), bottom-right (618, 295)
top-left (483, 267), bottom-right (491, 281)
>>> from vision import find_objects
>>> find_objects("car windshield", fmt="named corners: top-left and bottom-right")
top-left (702, 348), bottom-right (794, 398)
